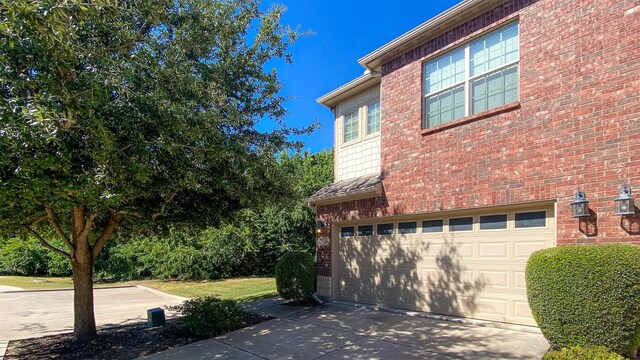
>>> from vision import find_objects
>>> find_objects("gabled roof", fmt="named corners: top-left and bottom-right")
top-left (316, 71), bottom-right (380, 109)
top-left (358, 0), bottom-right (508, 71)
top-left (316, 0), bottom-right (509, 107)
top-left (308, 174), bottom-right (383, 206)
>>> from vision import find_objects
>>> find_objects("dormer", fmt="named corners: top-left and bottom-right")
top-left (317, 72), bottom-right (381, 182)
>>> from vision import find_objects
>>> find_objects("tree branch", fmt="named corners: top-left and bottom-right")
top-left (79, 213), bottom-right (98, 243)
top-left (153, 191), bottom-right (178, 219)
top-left (22, 225), bottom-right (71, 260)
top-left (45, 207), bottom-right (74, 251)
top-left (107, 209), bottom-right (142, 218)
top-left (29, 215), bottom-right (48, 228)
top-left (91, 213), bottom-right (124, 260)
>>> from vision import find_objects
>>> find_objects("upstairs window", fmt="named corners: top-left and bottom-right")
top-left (343, 111), bottom-right (359, 143)
top-left (423, 22), bottom-right (519, 128)
top-left (366, 101), bottom-right (381, 135)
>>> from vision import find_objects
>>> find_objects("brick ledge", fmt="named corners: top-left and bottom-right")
top-left (421, 101), bottom-right (521, 136)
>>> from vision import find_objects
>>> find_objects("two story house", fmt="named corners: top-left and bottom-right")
top-left (309, 0), bottom-right (639, 326)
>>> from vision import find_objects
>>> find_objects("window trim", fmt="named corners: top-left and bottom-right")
top-left (398, 221), bottom-right (418, 235)
top-left (376, 223), bottom-right (395, 236)
top-left (364, 100), bottom-right (381, 138)
top-left (340, 226), bottom-right (355, 237)
top-left (514, 210), bottom-right (548, 230)
top-left (421, 219), bottom-right (444, 233)
top-left (448, 216), bottom-right (475, 232)
top-left (422, 20), bottom-right (520, 129)
top-left (342, 110), bottom-right (360, 146)
top-left (479, 213), bottom-right (509, 231)
top-left (357, 225), bottom-right (374, 236)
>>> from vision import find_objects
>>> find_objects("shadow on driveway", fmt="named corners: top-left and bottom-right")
top-left (141, 302), bottom-right (549, 360)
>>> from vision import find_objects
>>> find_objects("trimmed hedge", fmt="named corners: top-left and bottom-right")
top-left (526, 244), bottom-right (640, 357)
top-left (275, 251), bottom-right (315, 303)
top-left (543, 346), bottom-right (624, 360)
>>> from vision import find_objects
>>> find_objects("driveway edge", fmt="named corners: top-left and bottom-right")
top-left (0, 285), bottom-right (137, 294)
top-left (135, 285), bottom-right (189, 302)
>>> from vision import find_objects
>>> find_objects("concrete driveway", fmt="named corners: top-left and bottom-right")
top-left (141, 300), bottom-right (550, 360)
top-left (0, 286), bottom-right (184, 340)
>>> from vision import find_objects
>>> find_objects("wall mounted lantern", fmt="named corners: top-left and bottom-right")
top-left (316, 220), bottom-right (328, 237)
top-left (571, 190), bottom-right (590, 218)
top-left (614, 185), bottom-right (635, 215)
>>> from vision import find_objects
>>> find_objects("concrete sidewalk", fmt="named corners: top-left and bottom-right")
top-left (0, 286), bottom-right (185, 341)
top-left (141, 300), bottom-right (549, 360)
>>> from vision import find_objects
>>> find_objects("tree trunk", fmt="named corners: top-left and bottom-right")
top-left (72, 258), bottom-right (97, 341)
top-left (71, 207), bottom-right (97, 341)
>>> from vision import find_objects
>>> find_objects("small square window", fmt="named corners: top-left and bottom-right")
top-left (398, 222), bottom-right (417, 234)
top-left (377, 223), bottom-right (394, 235)
top-left (449, 217), bottom-right (473, 232)
top-left (340, 226), bottom-right (355, 237)
top-left (515, 211), bottom-right (546, 228)
top-left (480, 214), bottom-right (507, 230)
top-left (357, 225), bottom-right (373, 236)
top-left (422, 219), bottom-right (444, 233)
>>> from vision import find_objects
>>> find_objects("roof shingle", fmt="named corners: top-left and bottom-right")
top-left (308, 174), bottom-right (382, 205)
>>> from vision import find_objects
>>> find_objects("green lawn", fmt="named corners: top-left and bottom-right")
top-left (0, 276), bottom-right (75, 289)
top-left (0, 276), bottom-right (277, 302)
top-left (131, 278), bottom-right (277, 301)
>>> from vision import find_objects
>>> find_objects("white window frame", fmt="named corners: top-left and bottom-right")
top-left (339, 96), bottom-right (381, 148)
top-left (365, 100), bottom-right (381, 137)
top-left (342, 110), bottom-right (360, 145)
top-left (423, 21), bottom-right (519, 129)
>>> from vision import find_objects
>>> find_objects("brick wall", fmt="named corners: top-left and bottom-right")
top-left (317, 0), bottom-right (640, 247)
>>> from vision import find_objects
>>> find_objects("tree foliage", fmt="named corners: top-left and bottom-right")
top-left (1, 0), bottom-right (310, 232)
top-left (0, 0), bottom-right (311, 340)
top-left (1, 150), bottom-right (334, 281)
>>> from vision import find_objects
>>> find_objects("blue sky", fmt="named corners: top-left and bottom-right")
top-left (262, 0), bottom-right (461, 153)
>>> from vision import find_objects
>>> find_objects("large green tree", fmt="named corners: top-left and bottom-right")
top-left (0, 0), bottom-right (309, 340)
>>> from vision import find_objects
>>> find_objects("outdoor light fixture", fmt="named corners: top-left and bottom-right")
top-left (571, 190), bottom-right (590, 218)
top-left (614, 185), bottom-right (635, 215)
top-left (316, 220), bottom-right (328, 237)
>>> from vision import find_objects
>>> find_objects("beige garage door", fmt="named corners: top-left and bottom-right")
top-left (336, 205), bottom-right (555, 326)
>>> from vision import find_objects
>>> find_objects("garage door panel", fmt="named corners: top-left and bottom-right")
top-left (478, 270), bottom-right (509, 288)
top-left (395, 236), bottom-right (423, 246)
top-left (478, 242), bottom-right (509, 258)
top-left (476, 297), bottom-right (509, 317)
top-left (423, 242), bottom-right (475, 259)
top-left (514, 241), bottom-right (547, 258)
top-left (514, 271), bottom-right (527, 289)
top-left (337, 206), bottom-right (554, 326)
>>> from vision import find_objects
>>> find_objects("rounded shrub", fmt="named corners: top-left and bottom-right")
top-left (542, 346), bottom-right (625, 360)
top-left (168, 296), bottom-right (249, 338)
top-left (526, 244), bottom-right (640, 357)
top-left (275, 251), bottom-right (315, 303)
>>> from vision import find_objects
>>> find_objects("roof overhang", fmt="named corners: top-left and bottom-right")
top-left (308, 174), bottom-right (383, 207)
top-left (316, 72), bottom-right (381, 110)
top-left (358, 0), bottom-right (509, 72)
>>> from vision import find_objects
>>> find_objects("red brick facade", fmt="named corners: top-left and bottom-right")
top-left (317, 0), bottom-right (640, 263)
